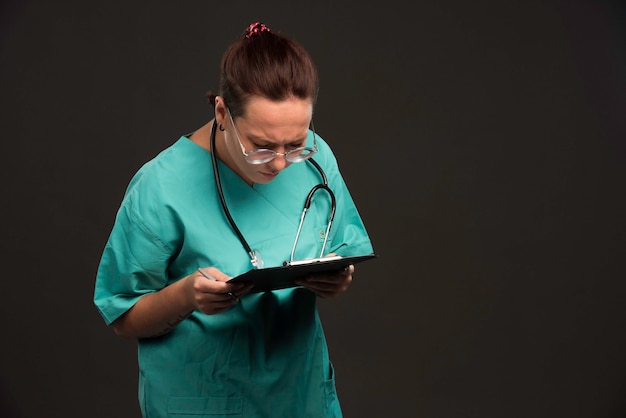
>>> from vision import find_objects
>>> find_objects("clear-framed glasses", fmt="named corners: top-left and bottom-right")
top-left (227, 110), bottom-right (318, 164)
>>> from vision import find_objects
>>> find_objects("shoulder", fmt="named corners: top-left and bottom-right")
top-left (109, 137), bottom-right (212, 249)
top-left (126, 137), bottom-right (211, 195)
top-left (120, 137), bottom-right (214, 217)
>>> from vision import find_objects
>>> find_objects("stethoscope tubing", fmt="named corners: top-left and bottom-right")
top-left (290, 182), bottom-right (336, 262)
top-left (210, 121), bottom-right (259, 265)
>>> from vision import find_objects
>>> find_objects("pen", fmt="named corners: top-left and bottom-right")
top-left (197, 268), bottom-right (217, 281)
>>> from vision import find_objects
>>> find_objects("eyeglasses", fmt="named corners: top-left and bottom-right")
top-left (227, 110), bottom-right (318, 164)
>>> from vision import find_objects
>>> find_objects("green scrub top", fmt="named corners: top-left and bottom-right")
top-left (94, 132), bottom-right (373, 418)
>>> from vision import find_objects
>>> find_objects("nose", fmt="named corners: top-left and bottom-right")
top-left (267, 153), bottom-right (289, 171)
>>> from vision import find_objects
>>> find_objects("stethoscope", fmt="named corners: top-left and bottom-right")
top-left (209, 119), bottom-right (336, 269)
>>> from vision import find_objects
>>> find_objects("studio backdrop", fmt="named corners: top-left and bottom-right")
top-left (1, 1), bottom-right (625, 417)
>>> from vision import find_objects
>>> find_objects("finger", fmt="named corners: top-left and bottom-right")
top-left (298, 278), bottom-right (346, 295)
top-left (300, 282), bottom-right (342, 299)
top-left (196, 270), bottom-right (248, 295)
top-left (224, 282), bottom-right (253, 296)
top-left (196, 297), bottom-right (233, 314)
top-left (342, 265), bottom-right (355, 275)
top-left (223, 283), bottom-right (254, 303)
top-left (303, 272), bottom-right (351, 285)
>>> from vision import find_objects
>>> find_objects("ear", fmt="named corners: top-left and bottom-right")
top-left (214, 96), bottom-right (227, 126)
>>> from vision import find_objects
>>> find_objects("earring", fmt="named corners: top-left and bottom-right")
top-left (218, 124), bottom-right (225, 131)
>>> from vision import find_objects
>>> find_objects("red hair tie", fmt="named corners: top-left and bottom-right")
top-left (245, 22), bottom-right (271, 38)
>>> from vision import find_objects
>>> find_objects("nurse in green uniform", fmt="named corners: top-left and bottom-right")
top-left (94, 22), bottom-right (373, 418)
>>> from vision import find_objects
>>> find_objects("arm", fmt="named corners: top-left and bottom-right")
top-left (112, 268), bottom-right (252, 339)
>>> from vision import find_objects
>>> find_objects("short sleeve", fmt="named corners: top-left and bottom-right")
top-left (315, 139), bottom-right (374, 257)
top-left (93, 193), bottom-right (175, 326)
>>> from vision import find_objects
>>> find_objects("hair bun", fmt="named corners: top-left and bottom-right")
top-left (245, 22), bottom-right (271, 38)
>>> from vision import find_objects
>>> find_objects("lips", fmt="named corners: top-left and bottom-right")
top-left (259, 170), bottom-right (279, 180)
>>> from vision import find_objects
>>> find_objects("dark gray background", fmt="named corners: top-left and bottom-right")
top-left (1, 1), bottom-right (625, 417)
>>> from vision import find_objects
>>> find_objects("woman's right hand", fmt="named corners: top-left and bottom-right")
top-left (190, 267), bottom-right (253, 315)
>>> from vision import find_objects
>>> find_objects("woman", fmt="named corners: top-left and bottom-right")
top-left (94, 22), bottom-right (373, 417)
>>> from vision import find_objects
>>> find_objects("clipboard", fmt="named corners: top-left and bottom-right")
top-left (228, 253), bottom-right (377, 293)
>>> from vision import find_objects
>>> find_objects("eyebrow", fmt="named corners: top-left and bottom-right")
top-left (247, 134), bottom-right (308, 148)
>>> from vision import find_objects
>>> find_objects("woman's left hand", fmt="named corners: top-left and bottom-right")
top-left (294, 264), bottom-right (354, 298)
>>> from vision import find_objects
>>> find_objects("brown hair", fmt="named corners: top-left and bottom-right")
top-left (207, 23), bottom-right (319, 118)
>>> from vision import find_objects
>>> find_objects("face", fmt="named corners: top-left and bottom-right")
top-left (218, 95), bottom-right (314, 185)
